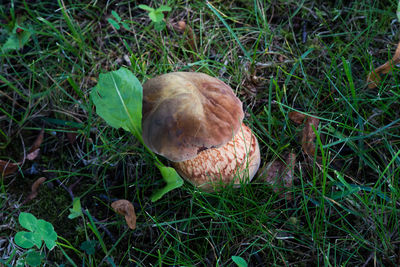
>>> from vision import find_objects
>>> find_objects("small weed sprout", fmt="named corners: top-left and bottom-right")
top-left (138, 4), bottom-right (171, 31)
top-left (107, 10), bottom-right (130, 30)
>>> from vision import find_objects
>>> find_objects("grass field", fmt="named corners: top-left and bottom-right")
top-left (1, 0), bottom-right (400, 266)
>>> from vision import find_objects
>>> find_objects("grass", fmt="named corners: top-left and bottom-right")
top-left (1, 0), bottom-right (400, 266)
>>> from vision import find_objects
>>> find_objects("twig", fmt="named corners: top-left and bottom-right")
top-left (361, 252), bottom-right (374, 267)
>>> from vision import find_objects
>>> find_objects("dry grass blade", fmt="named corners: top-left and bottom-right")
top-left (367, 40), bottom-right (400, 88)
top-left (111, 199), bottom-right (136, 230)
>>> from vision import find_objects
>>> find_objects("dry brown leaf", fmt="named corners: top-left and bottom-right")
top-left (66, 130), bottom-right (78, 144)
top-left (0, 160), bottom-right (20, 176)
top-left (173, 20), bottom-right (197, 53)
top-left (26, 128), bottom-right (44, 161)
top-left (26, 177), bottom-right (46, 201)
top-left (367, 40), bottom-right (400, 88)
top-left (258, 153), bottom-right (296, 198)
top-left (28, 128), bottom-right (44, 154)
top-left (27, 149), bottom-right (40, 161)
top-left (111, 199), bottom-right (136, 230)
top-left (302, 116), bottom-right (320, 157)
top-left (289, 111), bottom-right (306, 125)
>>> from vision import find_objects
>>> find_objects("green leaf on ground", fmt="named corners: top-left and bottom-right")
top-left (1, 24), bottom-right (32, 52)
top-left (14, 231), bottom-right (41, 249)
top-left (90, 67), bottom-right (143, 140)
top-left (138, 4), bottom-right (154, 12)
top-left (25, 250), bottom-right (43, 267)
top-left (19, 212), bottom-right (38, 232)
top-left (157, 6), bottom-right (172, 12)
top-left (397, 1), bottom-right (400, 21)
top-left (68, 197), bottom-right (83, 219)
top-left (107, 18), bottom-right (120, 30)
top-left (111, 10), bottom-right (122, 22)
top-left (231, 256), bottom-right (248, 267)
top-left (80, 240), bottom-right (98, 255)
top-left (149, 11), bottom-right (164, 23)
top-left (154, 21), bottom-right (166, 31)
top-left (36, 219), bottom-right (57, 250)
top-left (151, 164), bottom-right (184, 202)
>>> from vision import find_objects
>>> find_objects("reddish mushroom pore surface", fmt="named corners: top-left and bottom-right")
top-left (174, 123), bottom-right (260, 191)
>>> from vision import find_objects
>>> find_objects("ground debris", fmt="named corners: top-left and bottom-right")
top-left (367, 40), bottom-right (400, 88)
top-left (172, 20), bottom-right (197, 53)
top-left (288, 111), bottom-right (306, 125)
top-left (0, 160), bottom-right (20, 176)
top-left (289, 111), bottom-right (320, 157)
top-left (26, 128), bottom-right (44, 161)
top-left (111, 199), bottom-right (136, 230)
top-left (257, 153), bottom-right (296, 198)
top-left (25, 177), bottom-right (46, 202)
top-left (0, 129), bottom-right (45, 177)
top-left (301, 116), bottom-right (320, 157)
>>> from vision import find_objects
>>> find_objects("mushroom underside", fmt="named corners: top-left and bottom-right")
top-left (173, 124), bottom-right (260, 191)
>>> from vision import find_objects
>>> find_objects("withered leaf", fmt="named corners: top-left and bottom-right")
top-left (259, 153), bottom-right (296, 188)
top-left (28, 128), bottom-right (44, 154)
top-left (367, 40), bottom-right (400, 88)
top-left (0, 160), bottom-right (20, 176)
top-left (27, 149), bottom-right (40, 161)
top-left (302, 116), bottom-right (320, 157)
top-left (26, 128), bottom-right (44, 161)
top-left (289, 111), bottom-right (306, 125)
top-left (26, 177), bottom-right (46, 201)
top-left (66, 130), bottom-right (78, 144)
top-left (258, 153), bottom-right (296, 197)
top-left (111, 199), bottom-right (136, 230)
top-left (290, 112), bottom-right (320, 157)
top-left (173, 20), bottom-right (197, 53)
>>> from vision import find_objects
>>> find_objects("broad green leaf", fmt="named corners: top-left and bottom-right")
top-left (107, 18), bottom-right (120, 30)
top-left (154, 21), bottom-right (166, 31)
top-left (149, 11), bottom-right (164, 23)
top-left (14, 231), bottom-right (41, 249)
top-left (68, 197), bottom-right (82, 219)
top-left (138, 4), bottom-right (154, 12)
top-left (157, 6), bottom-right (172, 12)
top-left (25, 250), bottom-right (43, 267)
top-left (19, 212), bottom-right (38, 232)
top-left (106, 257), bottom-right (117, 267)
top-left (90, 67), bottom-right (143, 140)
top-left (1, 24), bottom-right (32, 52)
top-left (15, 258), bottom-right (25, 267)
top-left (80, 240), bottom-right (97, 255)
top-left (231, 256), bottom-right (248, 267)
top-left (151, 164), bottom-right (184, 202)
top-left (397, 0), bottom-right (400, 21)
top-left (36, 219), bottom-right (57, 250)
top-left (111, 10), bottom-right (122, 22)
top-left (121, 22), bottom-right (130, 30)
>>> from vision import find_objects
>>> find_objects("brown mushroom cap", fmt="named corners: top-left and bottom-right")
top-left (142, 72), bottom-right (244, 162)
top-left (173, 123), bottom-right (260, 191)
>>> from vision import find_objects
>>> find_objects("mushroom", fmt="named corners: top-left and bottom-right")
top-left (142, 72), bottom-right (260, 191)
